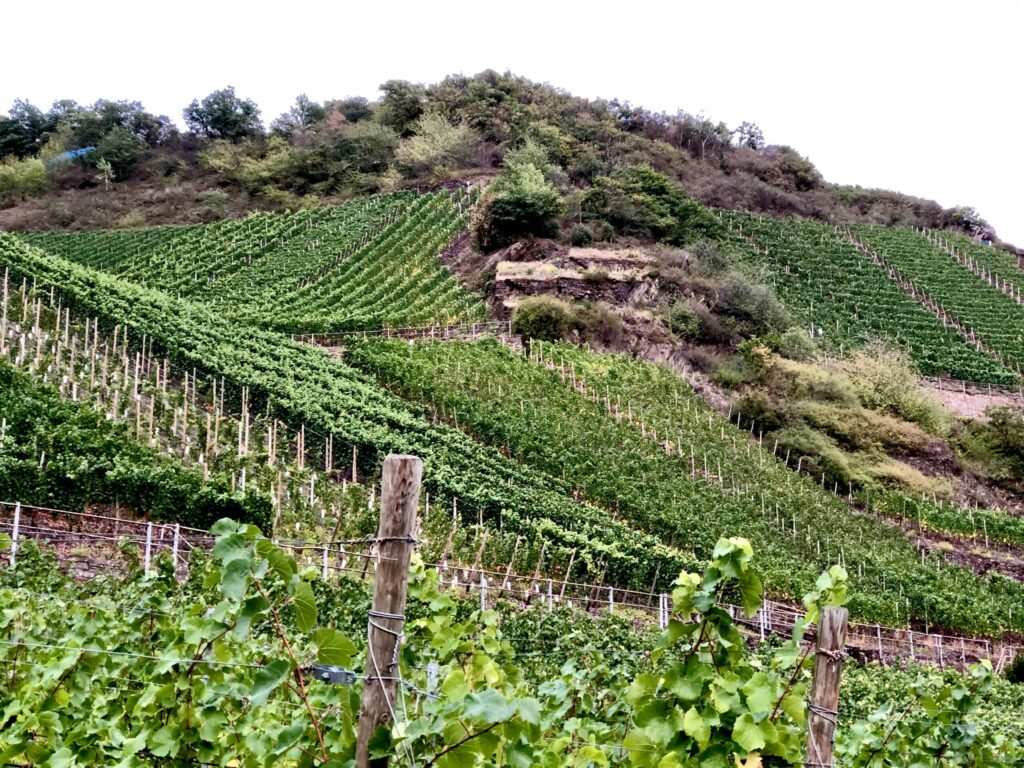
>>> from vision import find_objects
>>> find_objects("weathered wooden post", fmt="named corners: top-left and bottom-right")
top-left (805, 606), bottom-right (849, 767)
top-left (355, 454), bottom-right (422, 768)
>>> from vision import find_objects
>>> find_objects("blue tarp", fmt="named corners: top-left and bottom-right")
top-left (57, 147), bottom-right (95, 161)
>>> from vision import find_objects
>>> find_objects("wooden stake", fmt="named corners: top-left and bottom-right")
top-left (805, 606), bottom-right (849, 768)
top-left (355, 454), bottom-right (422, 768)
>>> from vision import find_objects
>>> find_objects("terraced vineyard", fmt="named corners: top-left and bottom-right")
top-left (853, 225), bottom-right (1024, 371)
top-left (0, 232), bottom-right (685, 590)
top-left (22, 190), bottom-right (485, 333)
top-left (725, 212), bottom-right (1018, 384)
top-left (926, 228), bottom-right (1024, 296)
top-left (346, 336), bottom-right (1024, 635)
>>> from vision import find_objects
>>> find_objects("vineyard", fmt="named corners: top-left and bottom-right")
top-left (725, 212), bottom-right (1019, 384)
top-left (852, 225), bottom-right (1024, 370)
top-left (0, 233), bottom-right (691, 590)
top-left (21, 190), bottom-right (485, 333)
top-left (6, 178), bottom-right (1024, 765)
top-left (345, 336), bottom-right (1024, 635)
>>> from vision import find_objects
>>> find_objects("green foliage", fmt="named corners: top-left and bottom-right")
top-left (581, 164), bottom-right (724, 245)
top-left (0, 361), bottom-right (271, 530)
top-left (0, 156), bottom-right (47, 202)
top-left (2, 232), bottom-right (680, 590)
top-left (393, 111), bottom-right (477, 177)
top-left (93, 126), bottom-right (145, 178)
top-left (25, 190), bottom-right (484, 333)
top-left (183, 86), bottom-right (262, 142)
top-left (376, 79), bottom-right (426, 136)
top-left (727, 211), bottom-right (1017, 384)
top-left (777, 327), bottom-right (817, 361)
top-left (347, 337), bottom-right (1024, 634)
top-left (569, 223), bottom-right (593, 246)
top-left (474, 158), bottom-right (565, 251)
top-left (665, 301), bottom-right (701, 340)
top-left (838, 342), bottom-right (949, 434)
top-left (511, 296), bottom-right (576, 342)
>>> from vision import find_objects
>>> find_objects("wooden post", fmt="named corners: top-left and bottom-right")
top-left (355, 454), bottom-right (422, 768)
top-left (805, 606), bottom-right (848, 768)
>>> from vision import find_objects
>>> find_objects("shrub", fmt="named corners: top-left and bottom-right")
top-left (117, 210), bottom-right (146, 228)
top-left (778, 327), bottom-right (817, 361)
top-left (575, 303), bottom-right (623, 346)
top-left (511, 296), bottom-right (575, 341)
top-left (474, 160), bottom-right (566, 251)
top-left (570, 224), bottom-right (593, 247)
top-left (665, 301), bottom-right (700, 340)
top-left (393, 111), bottom-right (478, 177)
top-left (582, 267), bottom-right (608, 282)
top-left (94, 126), bottom-right (146, 178)
top-left (840, 342), bottom-right (948, 434)
top-left (580, 164), bottom-right (723, 245)
top-left (198, 189), bottom-right (230, 221)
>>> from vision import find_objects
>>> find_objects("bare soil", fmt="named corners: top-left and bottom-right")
top-left (930, 387), bottom-right (1018, 421)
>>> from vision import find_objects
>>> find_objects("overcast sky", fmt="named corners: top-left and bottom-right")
top-left (4, 0), bottom-right (1022, 244)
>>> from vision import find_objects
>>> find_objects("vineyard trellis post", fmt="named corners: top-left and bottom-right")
top-left (805, 606), bottom-right (849, 768)
top-left (355, 454), bottom-right (422, 768)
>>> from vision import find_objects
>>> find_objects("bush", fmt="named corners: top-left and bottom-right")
top-left (778, 327), bottom-right (817, 361)
top-left (393, 111), bottom-right (478, 177)
top-left (94, 126), bottom-right (146, 178)
top-left (570, 224), bottom-right (593, 247)
top-left (840, 342), bottom-right (948, 434)
top-left (582, 267), bottom-right (608, 282)
top-left (511, 296), bottom-right (576, 341)
top-left (580, 164), bottom-right (723, 245)
top-left (474, 160), bottom-right (566, 251)
top-left (665, 301), bottom-right (700, 340)
top-left (575, 303), bottom-right (623, 346)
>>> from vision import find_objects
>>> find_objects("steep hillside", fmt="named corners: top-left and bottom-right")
top-left (21, 189), bottom-right (484, 332)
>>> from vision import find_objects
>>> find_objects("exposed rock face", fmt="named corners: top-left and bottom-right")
top-left (490, 243), bottom-right (659, 317)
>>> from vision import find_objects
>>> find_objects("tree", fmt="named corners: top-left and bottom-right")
top-left (473, 151), bottom-right (566, 251)
top-left (94, 126), bottom-right (145, 178)
top-left (94, 158), bottom-right (114, 190)
top-left (0, 99), bottom-right (53, 158)
top-left (327, 96), bottom-right (372, 125)
top-left (271, 94), bottom-right (326, 144)
top-left (184, 87), bottom-right (262, 142)
top-left (393, 112), bottom-right (477, 177)
top-left (376, 80), bottom-right (426, 136)
top-left (733, 121), bottom-right (765, 150)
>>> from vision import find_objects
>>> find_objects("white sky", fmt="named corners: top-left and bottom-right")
top-left (4, 0), bottom-right (1022, 245)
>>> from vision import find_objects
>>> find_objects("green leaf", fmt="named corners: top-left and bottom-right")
top-left (47, 748), bottom-right (75, 768)
top-left (292, 581), bottom-right (317, 632)
top-left (741, 672), bottom-right (775, 714)
top-left (221, 558), bottom-right (251, 601)
top-left (149, 725), bottom-right (180, 758)
top-left (738, 571), bottom-right (763, 618)
top-left (682, 705), bottom-right (711, 747)
top-left (626, 673), bottom-right (660, 707)
top-left (312, 627), bottom-right (356, 666)
top-left (463, 688), bottom-right (516, 724)
top-left (235, 594), bottom-right (269, 638)
top-left (211, 532), bottom-right (248, 563)
top-left (250, 659), bottom-right (291, 707)
top-left (273, 723), bottom-right (306, 754)
top-left (732, 713), bottom-right (766, 752)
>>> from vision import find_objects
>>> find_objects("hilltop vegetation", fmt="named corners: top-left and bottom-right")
top-left (0, 72), bottom-right (1007, 252)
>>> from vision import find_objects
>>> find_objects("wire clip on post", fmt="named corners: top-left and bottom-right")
top-left (309, 665), bottom-right (358, 686)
